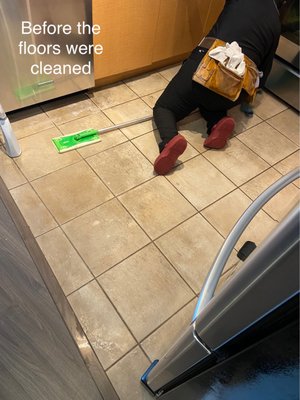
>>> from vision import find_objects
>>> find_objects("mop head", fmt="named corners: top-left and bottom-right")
top-left (52, 129), bottom-right (101, 153)
top-left (51, 114), bottom-right (153, 153)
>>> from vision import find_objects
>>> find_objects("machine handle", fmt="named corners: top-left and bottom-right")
top-left (192, 167), bottom-right (300, 322)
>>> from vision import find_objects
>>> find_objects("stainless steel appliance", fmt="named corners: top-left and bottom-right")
top-left (266, 0), bottom-right (299, 111)
top-left (0, 0), bottom-right (94, 112)
top-left (141, 168), bottom-right (300, 399)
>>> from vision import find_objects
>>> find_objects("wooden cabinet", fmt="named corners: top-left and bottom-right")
top-left (93, 0), bottom-right (224, 83)
top-left (152, 0), bottom-right (198, 62)
top-left (152, 0), bottom-right (224, 62)
top-left (152, 0), bottom-right (203, 63)
top-left (93, 0), bottom-right (160, 80)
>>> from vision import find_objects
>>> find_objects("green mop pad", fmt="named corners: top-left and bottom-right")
top-left (52, 129), bottom-right (100, 153)
top-left (51, 114), bottom-right (153, 154)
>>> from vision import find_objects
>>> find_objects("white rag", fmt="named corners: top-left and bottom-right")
top-left (209, 41), bottom-right (246, 76)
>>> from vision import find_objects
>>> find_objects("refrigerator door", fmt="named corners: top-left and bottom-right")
top-left (142, 170), bottom-right (300, 397)
top-left (194, 204), bottom-right (299, 350)
top-left (161, 316), bottom-right (299, 400)
top-left (143, 205), bottom-right (299, 397)
top-left (0, 0), bottom-right (94, 112)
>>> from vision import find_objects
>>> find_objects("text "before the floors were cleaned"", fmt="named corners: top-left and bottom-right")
top-left (19, 21), bottom-right (103, 75)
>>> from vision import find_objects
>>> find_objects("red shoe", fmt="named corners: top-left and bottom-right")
top-left (204, 117), bottom-right (235, 149)
top-left (154, 134), bottom-right (187, 175)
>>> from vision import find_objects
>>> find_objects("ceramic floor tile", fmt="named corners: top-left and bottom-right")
top-left (159, 64), bottom-right (181, 81)
top-left (32, 161), bottom-right (113, 224)
top-left (166, 155), bottom-right (236, 211)
top-left (9, 106), bottom-right (54, 139)
top-left (14, 127), bottom-right (81, 181)
top-left (124, 72), bottom-right (169, 97)
top-left (103, 99), bottom-right (154, 139)
top-left (177, 113), bottom-right (207, 153)
top-left (155, 214), bottom-right (237, 293)
top-left (238, 122), bottom-right (298, 165)
top-left (58, 111), bottom-right (128, 158)
top-left (132, 130), bottom-right (199, 165)
top-left (58, 110), bottom-right (114, 135)
top-left (98, 244), bottom-right (193, 341)
top-left (141, 299), bottom-right (196, 361)
top-left (42, 94), bottom-right (99, 125)
top-left (267, 109), bottom-right (300, 146)
top-left (0, 148), bottom-right (27, 189)
top-left (107, 347), bottom-right (153, 400)
top-left (241, 168), bottom-right (299, 222)
top-left (10, 183), bottom-right (57, 237)
top-left (203, 138), bottom-right (269, 186)
top-left (88, 82), bottom-right (138, 110)
top-left (141, 90), bottom-right (164, 109)
top-left (228, 104), bottom-right (262, 135)
top-left (37, 227), bottom-right (93, 295)
top-left (202, 189), bottom-right (278, 249)
top-left (87, 142), bottom-right (154, 195)
top-left (62, 199), bottom-right (150, 276)
top-left (68, 281), bottom-right (136, 370)
top-left (252, 91), bottom-right (288, 120)
top-left (119, 177), bottom-right (196, 240)
top-left (274, 151), bottom-right (300, 188)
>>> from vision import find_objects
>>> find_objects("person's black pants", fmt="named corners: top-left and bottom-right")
top-left (154, 46), bottom-right (243, 151)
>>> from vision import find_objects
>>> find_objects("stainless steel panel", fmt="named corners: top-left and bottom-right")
top-left (265, 56), bottom-right (299, 111)
top-left (267, 0), bottom-right (299, 110)
top-left (145, 324), bottom-right (211, 393)
top-left (276, 35), bottom-right (299, 69)
top-left (195, 205), bottom-right (299, 350)
top-left (0, 0), bottom-right (94, 112)
top-left (161, 318), bottom-right (299, 400)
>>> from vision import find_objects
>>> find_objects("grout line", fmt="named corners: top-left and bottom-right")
top-left (116, 179), bottom-right (198, 239)
top-left (87, 240), bottom-right (152, 280)
top-left (105, 295), bottom-right (199, 373)
top-left (105, 344), bottom-right (150, 373)
top-left (94, 279), bottom-right (141, 354)
top-left (114, 196), bottom-right (153, 241)
top-left (83, 278), bottom-right (138, 350)
top-left (150, 209), bottom-right (198, 242)
top-left (7, 122), bottom-right (57, 140)
top-left (199, 181), bottom-right (281, 250)
top-left (27, 158), bottom-right (84, 184)
top-left (10, 180), bottom-right (61, 228)
top-left (139, 296), bottom-right (198, 345)
top-left (153, 240), bottom-right (198, 296)
top-left (264, 119), bottom-right (300, 147)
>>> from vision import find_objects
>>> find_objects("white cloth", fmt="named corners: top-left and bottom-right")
top-left (208, 41), bottom-right (246, 77)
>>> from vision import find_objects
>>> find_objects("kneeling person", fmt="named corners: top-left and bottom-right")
top-left (153, 0), bottom-right (282, 175)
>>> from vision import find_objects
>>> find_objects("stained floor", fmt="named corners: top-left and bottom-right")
top-left (1, 64), bottom-right (299, 399)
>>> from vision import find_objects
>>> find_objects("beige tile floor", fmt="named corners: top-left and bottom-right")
top-left (1, 64), bottom-right (299, 400)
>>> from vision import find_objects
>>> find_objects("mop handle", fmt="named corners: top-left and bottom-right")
top-left (96, 114), bottom-right (153, 134)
